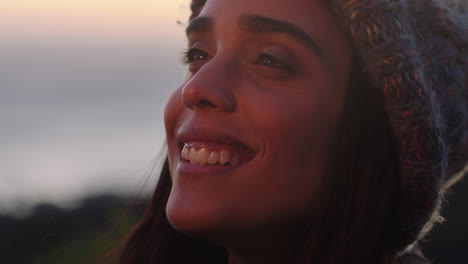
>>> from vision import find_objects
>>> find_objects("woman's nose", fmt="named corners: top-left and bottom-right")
top-left (181, 60), bottom-right (237, 113)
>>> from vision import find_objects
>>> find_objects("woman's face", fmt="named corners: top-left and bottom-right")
top-left (164, 0), bottom-right (352, 242)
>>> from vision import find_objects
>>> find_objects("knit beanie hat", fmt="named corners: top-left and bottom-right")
top-left (189, 0), bottom-right (468, 261)
top-left (326, 0), bottom-right (468, 257)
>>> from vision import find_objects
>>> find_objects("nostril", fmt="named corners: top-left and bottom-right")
top-left (198, 99), bottom-right (217, 108)
top-left (184, 99), bottom-right (218, 110)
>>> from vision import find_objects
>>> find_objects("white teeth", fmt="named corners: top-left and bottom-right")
top-left (181, 145), bottom-right (241, 166)
top-left (218, 150), bottom-right (231, 165)
top-left (189, 148), bottom-right (197, 164)
top-left (182, 145), bottom-right (190, 160)
top-left (207, 151), bottom-right (219, 165)
top-left (195, 148), bottom-right (209, 165)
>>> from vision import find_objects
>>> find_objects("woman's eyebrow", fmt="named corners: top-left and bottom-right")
top-left (238, 14), bottom-right (325, 59)
top-left (186, 16), bottom-right (214, 36)
top-left (185, 14), bottom-right (325, 60)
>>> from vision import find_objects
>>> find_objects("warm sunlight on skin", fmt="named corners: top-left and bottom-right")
top-left (0, 0), bottom-right (189, 38)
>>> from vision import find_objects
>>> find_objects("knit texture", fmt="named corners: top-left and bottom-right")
top-left (327, 0), bottom-right (468, 256)
top-left (189, 0), bottom-right (468, 261)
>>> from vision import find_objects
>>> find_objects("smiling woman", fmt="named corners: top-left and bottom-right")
top-left (116, 0), bottom-right (468, 263)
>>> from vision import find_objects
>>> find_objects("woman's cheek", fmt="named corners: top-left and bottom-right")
top-left (258, 90), bottom-right (335, 155)
top-left (250, 85), bottom-right (339, 189)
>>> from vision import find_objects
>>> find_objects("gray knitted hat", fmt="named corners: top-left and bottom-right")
top-left (327, 0), bottom-right (468, 255)
top-left (190, 0), bottom-right (468, 260)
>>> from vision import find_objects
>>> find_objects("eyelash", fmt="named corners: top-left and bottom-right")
top-left (182, 48), bottom-right (210, 65)
top-left (181, 47), bottom-right (294, 72)
top-left (253, 53), bottom-right (294, 72)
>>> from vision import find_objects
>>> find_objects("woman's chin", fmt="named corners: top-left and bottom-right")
top-left (165, 189), bottom-right (228, 239)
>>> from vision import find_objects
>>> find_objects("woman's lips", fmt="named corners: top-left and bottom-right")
top-left (176, 157), bottom-right (243, 177)
top-left (175, 127), bottom-right (256, 176)
top-left (176, 145), bottom-right (254, 177)
top-left (176, 127), bottom-right (255, 153)
top-left (181, 141), bottom-right (252, 166)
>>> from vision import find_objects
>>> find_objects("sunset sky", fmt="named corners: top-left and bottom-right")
top-left (0, 0), bottom-right (191, 217)
top-left (1, 0), bottom-right (189, 39)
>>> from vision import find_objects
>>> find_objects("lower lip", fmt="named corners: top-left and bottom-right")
top-left (176, 157), bottom-right (243, 177)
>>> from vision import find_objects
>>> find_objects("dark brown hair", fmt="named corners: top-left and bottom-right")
top-left (113, 0), bottom-right (412, 262)
top-left (114, 45), bottom-right (407, 263)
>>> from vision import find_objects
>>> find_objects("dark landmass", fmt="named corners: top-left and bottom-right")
top-left (0, 194), bottom-right (147, 264)
top-left (0, 178), bottom-right (466, 264)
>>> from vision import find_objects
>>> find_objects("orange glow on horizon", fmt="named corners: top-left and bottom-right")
top-left (0, 0), bottom-right (191, 37)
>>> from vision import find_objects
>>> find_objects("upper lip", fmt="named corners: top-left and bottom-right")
top-left (176, 126), bottom-right (255, 153)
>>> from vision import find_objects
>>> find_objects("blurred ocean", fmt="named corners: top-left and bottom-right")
top-left (0, 36), bottom-right (187, 217)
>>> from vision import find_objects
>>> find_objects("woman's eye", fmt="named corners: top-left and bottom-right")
top-left (183, 48), bottom-right (210, 64)
top-left (254, 53), bottom-right (293, 72)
